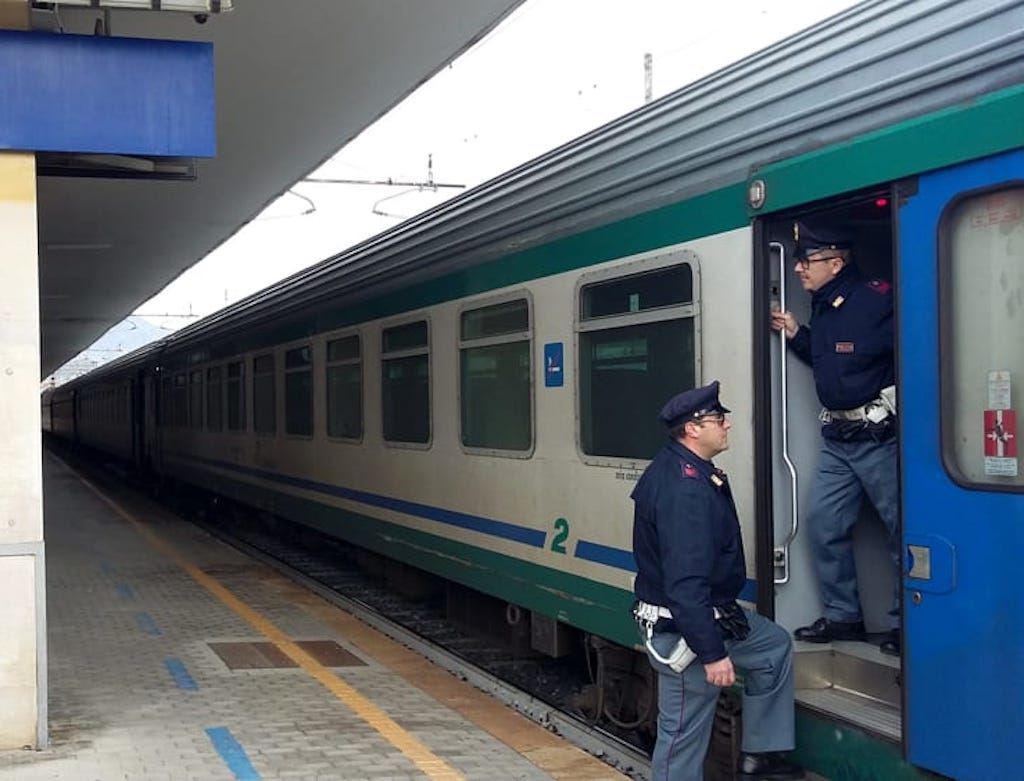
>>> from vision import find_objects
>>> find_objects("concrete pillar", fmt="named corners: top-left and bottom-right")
top-left (0, 151), bottom-right (45, 751)
top-left (0, 0), bottom-right (45, 752)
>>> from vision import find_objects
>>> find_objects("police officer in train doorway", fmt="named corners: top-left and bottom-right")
top-left (770, 221), bottom-right (901, 656)
top-left (632, 381), bottom-right (804, 781)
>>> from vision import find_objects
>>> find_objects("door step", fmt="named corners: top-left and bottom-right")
top-left (794, 640), bottom-right (901, 741)
top-left (797, 686), bottom-right (901, 742)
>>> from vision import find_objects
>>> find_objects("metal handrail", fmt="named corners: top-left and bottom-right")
top-left (771, 241), bottom-right (799, 585)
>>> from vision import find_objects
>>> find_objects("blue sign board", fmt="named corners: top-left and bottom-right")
top-left (544, 342), bottom-right (564, 387)
top-left (0, 30), bottom-right (214, 156)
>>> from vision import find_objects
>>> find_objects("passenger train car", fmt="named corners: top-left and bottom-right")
top-left (45, 2), bottom-right (1024, 778)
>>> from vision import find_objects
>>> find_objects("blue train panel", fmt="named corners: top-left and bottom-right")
top-left (899, 148), bottom-right (1024, 781)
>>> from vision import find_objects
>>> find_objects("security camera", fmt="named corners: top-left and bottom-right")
top-left (194, 13), bottom-right (208, 24)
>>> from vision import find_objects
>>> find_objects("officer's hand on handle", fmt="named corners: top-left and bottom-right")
top-left (704, 657), bottom-right (735, 688)
top-left (770, 308), bottom-right (799, 339)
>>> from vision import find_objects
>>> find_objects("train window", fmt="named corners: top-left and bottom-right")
top-left (206, 366), bottom-right (223, 432)
top-left (253, 353), bottom-right (277, 435)
top-left (577, 262), bottom-right (697, 460)
top-left (172, 372), bottom-right (187, 428)
top-left (189, 369), bottom-right (203, 430)
top-left (941, 186), bottom-right (1024, 490)
top-left (381, 320), bottom-right (430, 444)
top-left (285, 345), bottom-right (313, 437)
top-left (459, 297), bottom-right (532, 453)
top-left (326, 334), bottom-right (362, 440)
top-left (227, 360), bottom-right (246, 432)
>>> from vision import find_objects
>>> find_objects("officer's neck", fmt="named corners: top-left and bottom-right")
top-left (675, 436), bottom-right (718, 462)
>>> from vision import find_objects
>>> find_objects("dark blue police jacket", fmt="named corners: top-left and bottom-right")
top-left (632, 439), bottom-right (746, 664)
top-left (788, 264), bottom-right (894, 417)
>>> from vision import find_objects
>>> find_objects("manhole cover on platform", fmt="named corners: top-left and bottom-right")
top-left (208, 640), bottom-right (365, 670)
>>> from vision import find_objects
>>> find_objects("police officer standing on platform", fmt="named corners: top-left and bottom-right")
top-left (770, 221), bottom-right (901, 656)
top-left (632, 381), bottom-right (803, 781)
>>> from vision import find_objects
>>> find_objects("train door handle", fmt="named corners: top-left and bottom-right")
top-left (771, 241), bottom-right (799, 585)
top-left (903, 534), bottom-right (956, 594)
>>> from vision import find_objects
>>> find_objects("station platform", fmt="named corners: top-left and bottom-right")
top-left (0, 453), bottom-right (630, 781)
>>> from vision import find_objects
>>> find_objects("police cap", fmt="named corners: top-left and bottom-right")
top-left (658, 380), bottom-right (731, 429)
top-left (793, 220), bottom-right (854, 260)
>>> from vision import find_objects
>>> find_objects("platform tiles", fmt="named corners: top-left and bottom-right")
top-left (0, 454), bottom-right (631, 781)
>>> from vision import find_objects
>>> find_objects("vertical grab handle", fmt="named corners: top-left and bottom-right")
top-left (771, 242), bottom-right (799, 585)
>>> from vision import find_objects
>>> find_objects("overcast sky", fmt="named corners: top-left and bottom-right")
top-left (123, 0), bottom-right (859, 334)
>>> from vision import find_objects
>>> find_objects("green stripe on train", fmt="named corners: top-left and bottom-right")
top-left (171, 461), bottom-right (640, 648)
top-left (752, 82), bottom-right (1024, 214)
top-left (794, 711), bottom-right (947, 781)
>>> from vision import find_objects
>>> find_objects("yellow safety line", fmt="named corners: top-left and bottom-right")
top-left (76, 473), bottom-right (465, 781)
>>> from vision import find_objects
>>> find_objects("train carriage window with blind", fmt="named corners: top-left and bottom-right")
top-left (578, 262), bottom-right (697, 460)
top-left (326, 333), bottom-right (362, 440)
top-left (206, 366), bottom-right (223, 432)
top-left (189, 369), bottom-right (203, 430)
top-left (285, 345), bottom-right (313, 437)
top-left (460, 297), bottom-right (532, 452)
top-left (942, 185), bottom-right (1024, 489)
top-left (227, 360), bottom-right (246, 432)
top-left (253, 353), bottom-right (277, 435)
top-left (382, 320), bottom-right (430, 444)
top-left (172, 372), bottom-right (187, 428)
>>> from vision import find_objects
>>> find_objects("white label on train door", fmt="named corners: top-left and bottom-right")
top-left (987, 370), bottom-right (1012, 409)
top-left (984, 408), bottom-right (1018, 477)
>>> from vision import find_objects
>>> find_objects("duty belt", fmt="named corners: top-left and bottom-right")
top-left (820, 384), bottom-right (896, 425)
top-left (633, 600), bottom-right (721, 626)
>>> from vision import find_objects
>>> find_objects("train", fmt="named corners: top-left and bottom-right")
top-left (43, 2), bottom-right (1024, 779)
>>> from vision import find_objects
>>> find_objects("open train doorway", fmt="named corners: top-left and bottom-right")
top-left (760, 187), bottom-right (902, 742)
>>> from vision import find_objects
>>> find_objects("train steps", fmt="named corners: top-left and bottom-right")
top-left (793, 640), bottom-right (901, 742)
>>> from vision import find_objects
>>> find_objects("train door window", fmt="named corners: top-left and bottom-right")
top-left (458, 296), bottom-right (532, 454)
top-left (381, 319), bottom-right (430, 445)
top-left (285, 345), bottom-right (313, 437)
top-left (206, 366), bottom-right (223, 432)
top-left (326, 333), bottom-right (362, 440)
top-left (226, 358), bottom-right (243, 429)
top-left (253, 353), bottom-right (277, 435)
top-left (941, 185), bottom-right (1024, 489)
top-left (172, 372), bottom-right (187, 428)
top-left (576, 259), bottom-right (698, 461)
top-left (189, 369), bottom-right (203, 429)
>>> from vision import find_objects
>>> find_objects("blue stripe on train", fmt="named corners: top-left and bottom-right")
top-left (173, 453), bottom-right (756, 598)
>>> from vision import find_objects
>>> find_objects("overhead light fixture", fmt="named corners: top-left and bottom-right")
top-left (32, 1), bottom-right (232, 12)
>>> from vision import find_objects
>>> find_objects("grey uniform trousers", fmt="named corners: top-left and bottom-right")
top-left (647, 609), bottom-right (795, 781)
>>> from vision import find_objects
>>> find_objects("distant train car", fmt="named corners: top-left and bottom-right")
top-left (50, 2), bottom-right (1024, 779)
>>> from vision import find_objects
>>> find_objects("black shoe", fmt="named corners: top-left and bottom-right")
top-left (880, 629), bottom-right (900, 656)
top-left (737, 751), bottom-right (805, 780)
top-left (793, 617), bottom-right (865, 643)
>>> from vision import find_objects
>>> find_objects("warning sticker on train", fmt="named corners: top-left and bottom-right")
top-left (984, 408), bottom-right (1018, 477)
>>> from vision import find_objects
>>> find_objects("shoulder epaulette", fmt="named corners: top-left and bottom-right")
top-left (866, 278), bottom-right (891, 295)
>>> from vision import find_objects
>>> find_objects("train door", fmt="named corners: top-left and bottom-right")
top-left (761, 189), bottom-right (903, 753)
top-left (898, 149), bottom-right (1024, 781)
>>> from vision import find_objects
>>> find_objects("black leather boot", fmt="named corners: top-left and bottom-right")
top-left (737, 751), bottom-right (805, 780)
top-left (880, 629), bottom-right (900, 656)
top-left (793, 616), bottom-right (865, 643)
